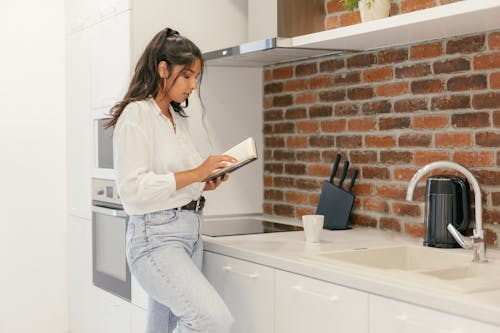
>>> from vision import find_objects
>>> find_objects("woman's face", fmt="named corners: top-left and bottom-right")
top-left (161, 59), bottom-right (202, 103)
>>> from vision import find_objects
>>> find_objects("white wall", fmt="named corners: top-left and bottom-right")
top-left (0, 2), bottom-right (67, 333)
top-left (187, 66), bottom-right (264, 216)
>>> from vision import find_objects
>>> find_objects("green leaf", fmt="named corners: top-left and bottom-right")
top-left (341, 0), bottom-right (392, 12)
top-left (341, 0), bottom-right (360, 11)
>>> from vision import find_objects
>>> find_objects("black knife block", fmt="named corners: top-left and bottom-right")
top-left (316, 181), bottom-right (355, 230)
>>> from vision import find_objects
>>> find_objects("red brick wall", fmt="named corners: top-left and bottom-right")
top-left (325, 0), bottom-right (463, 30)
top-left (262, 31), bottom-right (500, 245)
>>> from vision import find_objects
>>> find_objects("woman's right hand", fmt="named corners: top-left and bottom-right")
top-left (194, 155), bottom-right (237, 182)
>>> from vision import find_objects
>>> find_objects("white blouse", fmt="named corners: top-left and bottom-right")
top-left (113, 97), bottom-right (205, 215)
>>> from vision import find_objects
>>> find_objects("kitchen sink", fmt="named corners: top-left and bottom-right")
top-left (300, 245), bottom-right (500, 293)
top-left (306, 245), bottom-right (469, 271)
top-left (418, 265), bottom-right (500, 293)
top-left (421, 265), bottom-right (500, 280)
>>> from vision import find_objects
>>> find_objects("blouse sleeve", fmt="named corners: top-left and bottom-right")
top-left (113, 121), bottom-right (177, 208)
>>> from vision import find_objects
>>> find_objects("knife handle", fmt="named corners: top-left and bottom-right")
top-left (329, 154), bottom-right (341, 184)
top-left (348, 169), bottom-right (358, 192)
top-left (338, 161), bottom-right (349, 188)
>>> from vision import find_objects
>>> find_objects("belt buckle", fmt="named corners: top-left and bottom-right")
top-left (195, 199), bottom-right (201, 211)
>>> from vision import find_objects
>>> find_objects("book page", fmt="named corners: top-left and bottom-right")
top-left (203, 137), bottom-right (257, 182)
top-left (223, 137), bottom-right (257, 161)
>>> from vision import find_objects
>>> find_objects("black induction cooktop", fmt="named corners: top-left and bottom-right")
top-left (201, 218), bottom-right (303, 237)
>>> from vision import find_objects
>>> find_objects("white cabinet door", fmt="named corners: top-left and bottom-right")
top-left (91, 287), bottom-right (132, 333)
top-left (202, 251), bottom-right (274, 333)
top-left (68, 216), bottom-right (94, 333)
top-left (89, 10), bottom-right (131, 114)
top-left (248, 0), bottom-right (277, 41)
top-left (370, 295), bottom-right (500, 333)
top-left (98, 0), bottom-right (130, 21)
top-left (67, 0), bottom-right (130, 34)
top-left (275, 270), bottom-right (369, 333)
top-left (68, 216), bottom-right (133, 333)
top-left (131, 0), bottom-right (248, 58)
top-left (66, 0), bottom-right (87, 33)
top-left (131, 304), bottom-right (148, 333)
top-left (67, 30), bottom-right (92, 220)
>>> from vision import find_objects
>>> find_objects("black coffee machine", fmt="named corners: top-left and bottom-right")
top-left (424, 175), bottom-right (471, 248)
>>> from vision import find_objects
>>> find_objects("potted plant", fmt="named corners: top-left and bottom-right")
top-left (341, 0), bottom-right (392, 22)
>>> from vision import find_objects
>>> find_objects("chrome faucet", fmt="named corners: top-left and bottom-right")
top-left (406, 161), bottom-right (487, 263)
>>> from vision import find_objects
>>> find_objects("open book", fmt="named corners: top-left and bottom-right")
top-left (203, 137), bottom-right (258, 182)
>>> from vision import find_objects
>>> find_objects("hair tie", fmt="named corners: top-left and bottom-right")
top-left (165, 28), bottom-right (179, 37)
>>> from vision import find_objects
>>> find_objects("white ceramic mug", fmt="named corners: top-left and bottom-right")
top-left (302, 215), bottom-right (324, 243)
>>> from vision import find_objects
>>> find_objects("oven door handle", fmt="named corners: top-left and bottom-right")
top-left (92, 205), bottom-right (128, 218)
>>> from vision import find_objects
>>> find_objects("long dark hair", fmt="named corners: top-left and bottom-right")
top-left (105, 28), bottom-right (204, 128)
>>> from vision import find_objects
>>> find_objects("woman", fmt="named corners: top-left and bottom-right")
top-left (107, 28), bottom-right (235, 333)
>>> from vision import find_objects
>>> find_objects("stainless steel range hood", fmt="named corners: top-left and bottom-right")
top-left (203, 38), bottom-right (343, 67)
top-left (203, 0), bottom-right (340, 67)
top-left (203, 0), bottom-right (500, 68)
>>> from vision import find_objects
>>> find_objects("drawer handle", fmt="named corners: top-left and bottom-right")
top-left (291, 285), bottom-right (339, 302)
top-left (222, 265), bottom-right (259, 279)
top-left (396, 314), bottom-right (460, 333)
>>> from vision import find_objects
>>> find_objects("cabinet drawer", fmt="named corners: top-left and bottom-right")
top-left (203, 251), bottom-right (274, 333)
top-left (275, 270), bottom-right (369, 333)
top-left (370, 295), bottom-right (499, 333)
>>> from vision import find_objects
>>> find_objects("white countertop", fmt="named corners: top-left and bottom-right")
top-left (202, 215), bottom-right (500, 326)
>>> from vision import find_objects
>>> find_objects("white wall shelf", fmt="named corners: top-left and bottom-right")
top-left (287, 0), bottom-right (500, 51)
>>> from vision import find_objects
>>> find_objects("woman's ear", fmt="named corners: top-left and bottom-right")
top-left (158, 60), bottom-right (169, 79)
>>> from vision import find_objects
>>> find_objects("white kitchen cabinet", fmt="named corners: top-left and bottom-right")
top-left (131, 304), bottom-right (148, 333)
top-left (66, 0), bottom-right (88, 33)
top-left (88, 10), bottom-right (131, 114)
top-left (202, 251), bottom-right (274, 333)
top-left (275, 270), bottom-right (369, 333)
top-left (66, 0), bottom-right (100, 33)
top-left (68, 216), bottom-right (94, 333)
top-left (90, 287), bottom-right (132, 333)
top-left (247, 0), bottom-right (277, 42)
top-left (66, 29), bottom-right (92, 220)
top-left (66, 0), bottom-right (130, 34)
top-left (97, 0), bottom-right (130, 21)
top-left (370, 295), bottom-right (499, 333)
top-left (131, 0), bottom-right (248, 58)
top-left (68, 214), bottom-right (133, 333)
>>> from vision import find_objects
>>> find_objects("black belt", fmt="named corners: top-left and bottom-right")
top-left (177, 196), bottom-right (205, 212)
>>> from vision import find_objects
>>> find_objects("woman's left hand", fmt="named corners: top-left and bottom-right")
top-left (203, 174), bottom-right (229, 191)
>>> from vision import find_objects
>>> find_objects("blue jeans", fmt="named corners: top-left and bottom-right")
top-left (126, 209), bottom-right (233, 333)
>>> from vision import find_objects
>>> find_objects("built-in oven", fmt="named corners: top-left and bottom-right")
top-left (92, 114), bottom-right (115, 180)
top-left (91, 178), bottom-right (131, 301)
